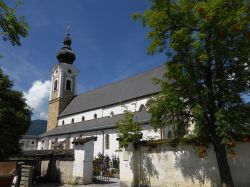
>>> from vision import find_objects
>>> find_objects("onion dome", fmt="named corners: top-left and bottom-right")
top-left (56, 33), bottom-right (76, 64)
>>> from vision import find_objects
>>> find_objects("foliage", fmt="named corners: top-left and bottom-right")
top-left (116, 110), bottom-right (142, 148)
top-left (0, 69), bottom-right (31, 159)
top-left (0, 1), bottom-right (30, 159)
top-left (0, 0), bottom-right (28, 46)
top-left (134, 0), bottom-right (250, 186)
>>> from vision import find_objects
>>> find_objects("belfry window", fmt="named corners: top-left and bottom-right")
top-left (66, 79), bottom-right (71, 91)
top-left (53, 79), bottom-right (58, 91)
top-left (105, 134), bottom-right (110, 150)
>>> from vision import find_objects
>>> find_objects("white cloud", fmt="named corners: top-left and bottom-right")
top-left (24, 80), bottom-right (51, 120)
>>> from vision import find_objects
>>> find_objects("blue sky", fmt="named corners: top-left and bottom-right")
top-left (0, 0), bottom-right (166, 119)
top-left (0, 1), bottom-right (249, 120)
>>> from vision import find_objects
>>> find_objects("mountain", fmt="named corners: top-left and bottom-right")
top-left (25, 120), bottom-right (47, 136)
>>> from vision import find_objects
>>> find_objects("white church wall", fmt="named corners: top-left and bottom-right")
top-left (57, 97), bottom-right (149, 126)
top-left (103, 129), bottom-right (120, 157)
top-left (135, 98), bottom-right (148, 111)
top-left (141, 125), bottom-right (161, 140)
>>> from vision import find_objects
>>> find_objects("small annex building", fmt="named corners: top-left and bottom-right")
top-left (38, 33), bottom-right (169, 157)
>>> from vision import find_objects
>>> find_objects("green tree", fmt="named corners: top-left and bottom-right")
top-left (134, 0), bottom-right (250, 186)
top-left (0, 0), bottom-right (28, 46)
top-left (117, 110), bottom-right (142, 148)
top-left (0, 0), bottom-right (30, 159)
top-left (0, 69), bottom-right (31, 159)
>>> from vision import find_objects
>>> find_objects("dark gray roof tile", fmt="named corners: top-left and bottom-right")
top-left (59, 65), bottom-right (164, 117)
top-left (40, 110), bottom-right (151, 138)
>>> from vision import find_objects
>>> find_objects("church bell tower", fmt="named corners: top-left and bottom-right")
top-left (47, 31), bottom-right (78, 131)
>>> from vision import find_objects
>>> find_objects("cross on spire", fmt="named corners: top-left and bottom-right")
top-left (66, 26), bottom-right (70, 35)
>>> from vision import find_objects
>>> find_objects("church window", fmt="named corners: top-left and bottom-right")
top-left (71, 118), bottom-right (74, 124)
top-left (62, 120), bottom-right (65, 125)
top-left (31, 141), bottom-right (34, 145)
top-left (110, 111), bottom-right (114, 117)
top-left (53, 79), bottom-right (58, 91)
top-left (66, 79), bottom-right (72, 91)
top-left (139, 104), bottom-right (146, 112)
top-left (82, 116), bottom-right (85, 121)
top-left (68, 69), bottom-right (72, 74)
top-left (94, 113), bottom-right (97, 119)
top-left (105, 134), bottom-right (109, 150)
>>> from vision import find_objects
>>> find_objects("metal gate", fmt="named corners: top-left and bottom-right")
top-left (93, 156), bottom-right (110, 183)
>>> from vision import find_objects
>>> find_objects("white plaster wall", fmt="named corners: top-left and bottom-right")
top-left (73, 140), bottom-right (94, 184)
top-left (38, 126), bottom-right (160, 157)
top-left (40, 160), bottom-right (73, 184)
top-left (141, 125), bottom-right (161, 140)
top-left (120, 143), bottom-right (220, 187)
top-left (120, 142), bottom-right (250, 187)
top-left (37, 138), bottom-right (48, 150)
top-left (20, 139), bottom-right (38, 151)
top-left (57, 97), bottom-right (148, 126)
top-left (228, 142), bottom-right (250, 187)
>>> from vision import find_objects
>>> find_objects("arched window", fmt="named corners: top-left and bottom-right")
top-left (66, 79), bottom-right (71, 91)
top-left (82, 116), bottom-right (85, 121)
top-left (53, 79), bottom-right (58, 91)
top-left (105, 134), bottom-right (109, 150)
top-left (94, 113), bottom-right (97, 119)
top-left (110, 111), bottom-right (114, 117)
top-left (62, 120), bottom-right (64, 125)
top-left (71, 118), bottom-right (74, 124)
top-left (139, 104), bottom-right (146, 112)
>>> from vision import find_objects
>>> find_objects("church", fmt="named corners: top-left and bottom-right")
top-left (37, 33), bottom-right (167, 157)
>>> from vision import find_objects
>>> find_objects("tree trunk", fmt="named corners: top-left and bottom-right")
top-left (212, 130), bottom-right (234, 187)
top-left (210, 117), bottom-right (234, 187)
top-left (204, 31), bottom-right (234, 187)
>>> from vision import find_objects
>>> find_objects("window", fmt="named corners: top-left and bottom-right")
top-left (66, 79), bottom-right (71, 91)
top-left (31, 141), bottom-right (34, 145)
top-left (105, 134), bottom-right (109, 150)
top-left (71, 118), bottom-right (74, 124)
top-left (53, 79), bottom-right (58, 91)
top-left (82, 116), bottom-right (85, 121)
top-left (94, 113), bottom-right (97, 119)
top-left (139, 104), bottom-right (146, 112)
top-left (62, 120), bottom-right (65, 125)
top-left (110, 111), bottom-right (114, 117)
top-left (42, 140), bottom-right (44, 143)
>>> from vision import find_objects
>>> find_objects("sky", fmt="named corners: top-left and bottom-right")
top-left (0, 0), bottom-right (166, 120)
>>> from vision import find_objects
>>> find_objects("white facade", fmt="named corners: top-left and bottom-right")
top-left (57, 98), bottom-right (148, 126)
top-left (38, 96), bottom-right (162, 157)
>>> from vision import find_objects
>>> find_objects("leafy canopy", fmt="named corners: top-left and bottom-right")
top-left (134, 0), bottom-right (250, 150)
top-left (0, 0), bottom-right (28, 46)
top-left (134, 1), bottom-right (249, 185)
top-left (0, 0), bottom-right (30, 159)
top-left (116, 110), bottom-right (142, 148)
top-left (0, 69), bottom-right (31, 159)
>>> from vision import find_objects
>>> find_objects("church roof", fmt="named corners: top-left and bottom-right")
top-left (40, 109), bottom-right (151, 138)
top-left (59, 65), bottom-right (165, 117)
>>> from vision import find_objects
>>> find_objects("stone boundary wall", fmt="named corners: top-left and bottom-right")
top-left (120, 142), bottom-right (250, 187)
top-left (41, 160), bottom-right (73, 184)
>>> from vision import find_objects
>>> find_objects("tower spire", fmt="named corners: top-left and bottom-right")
top-left (56, 29), bottom-right (76, 64)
